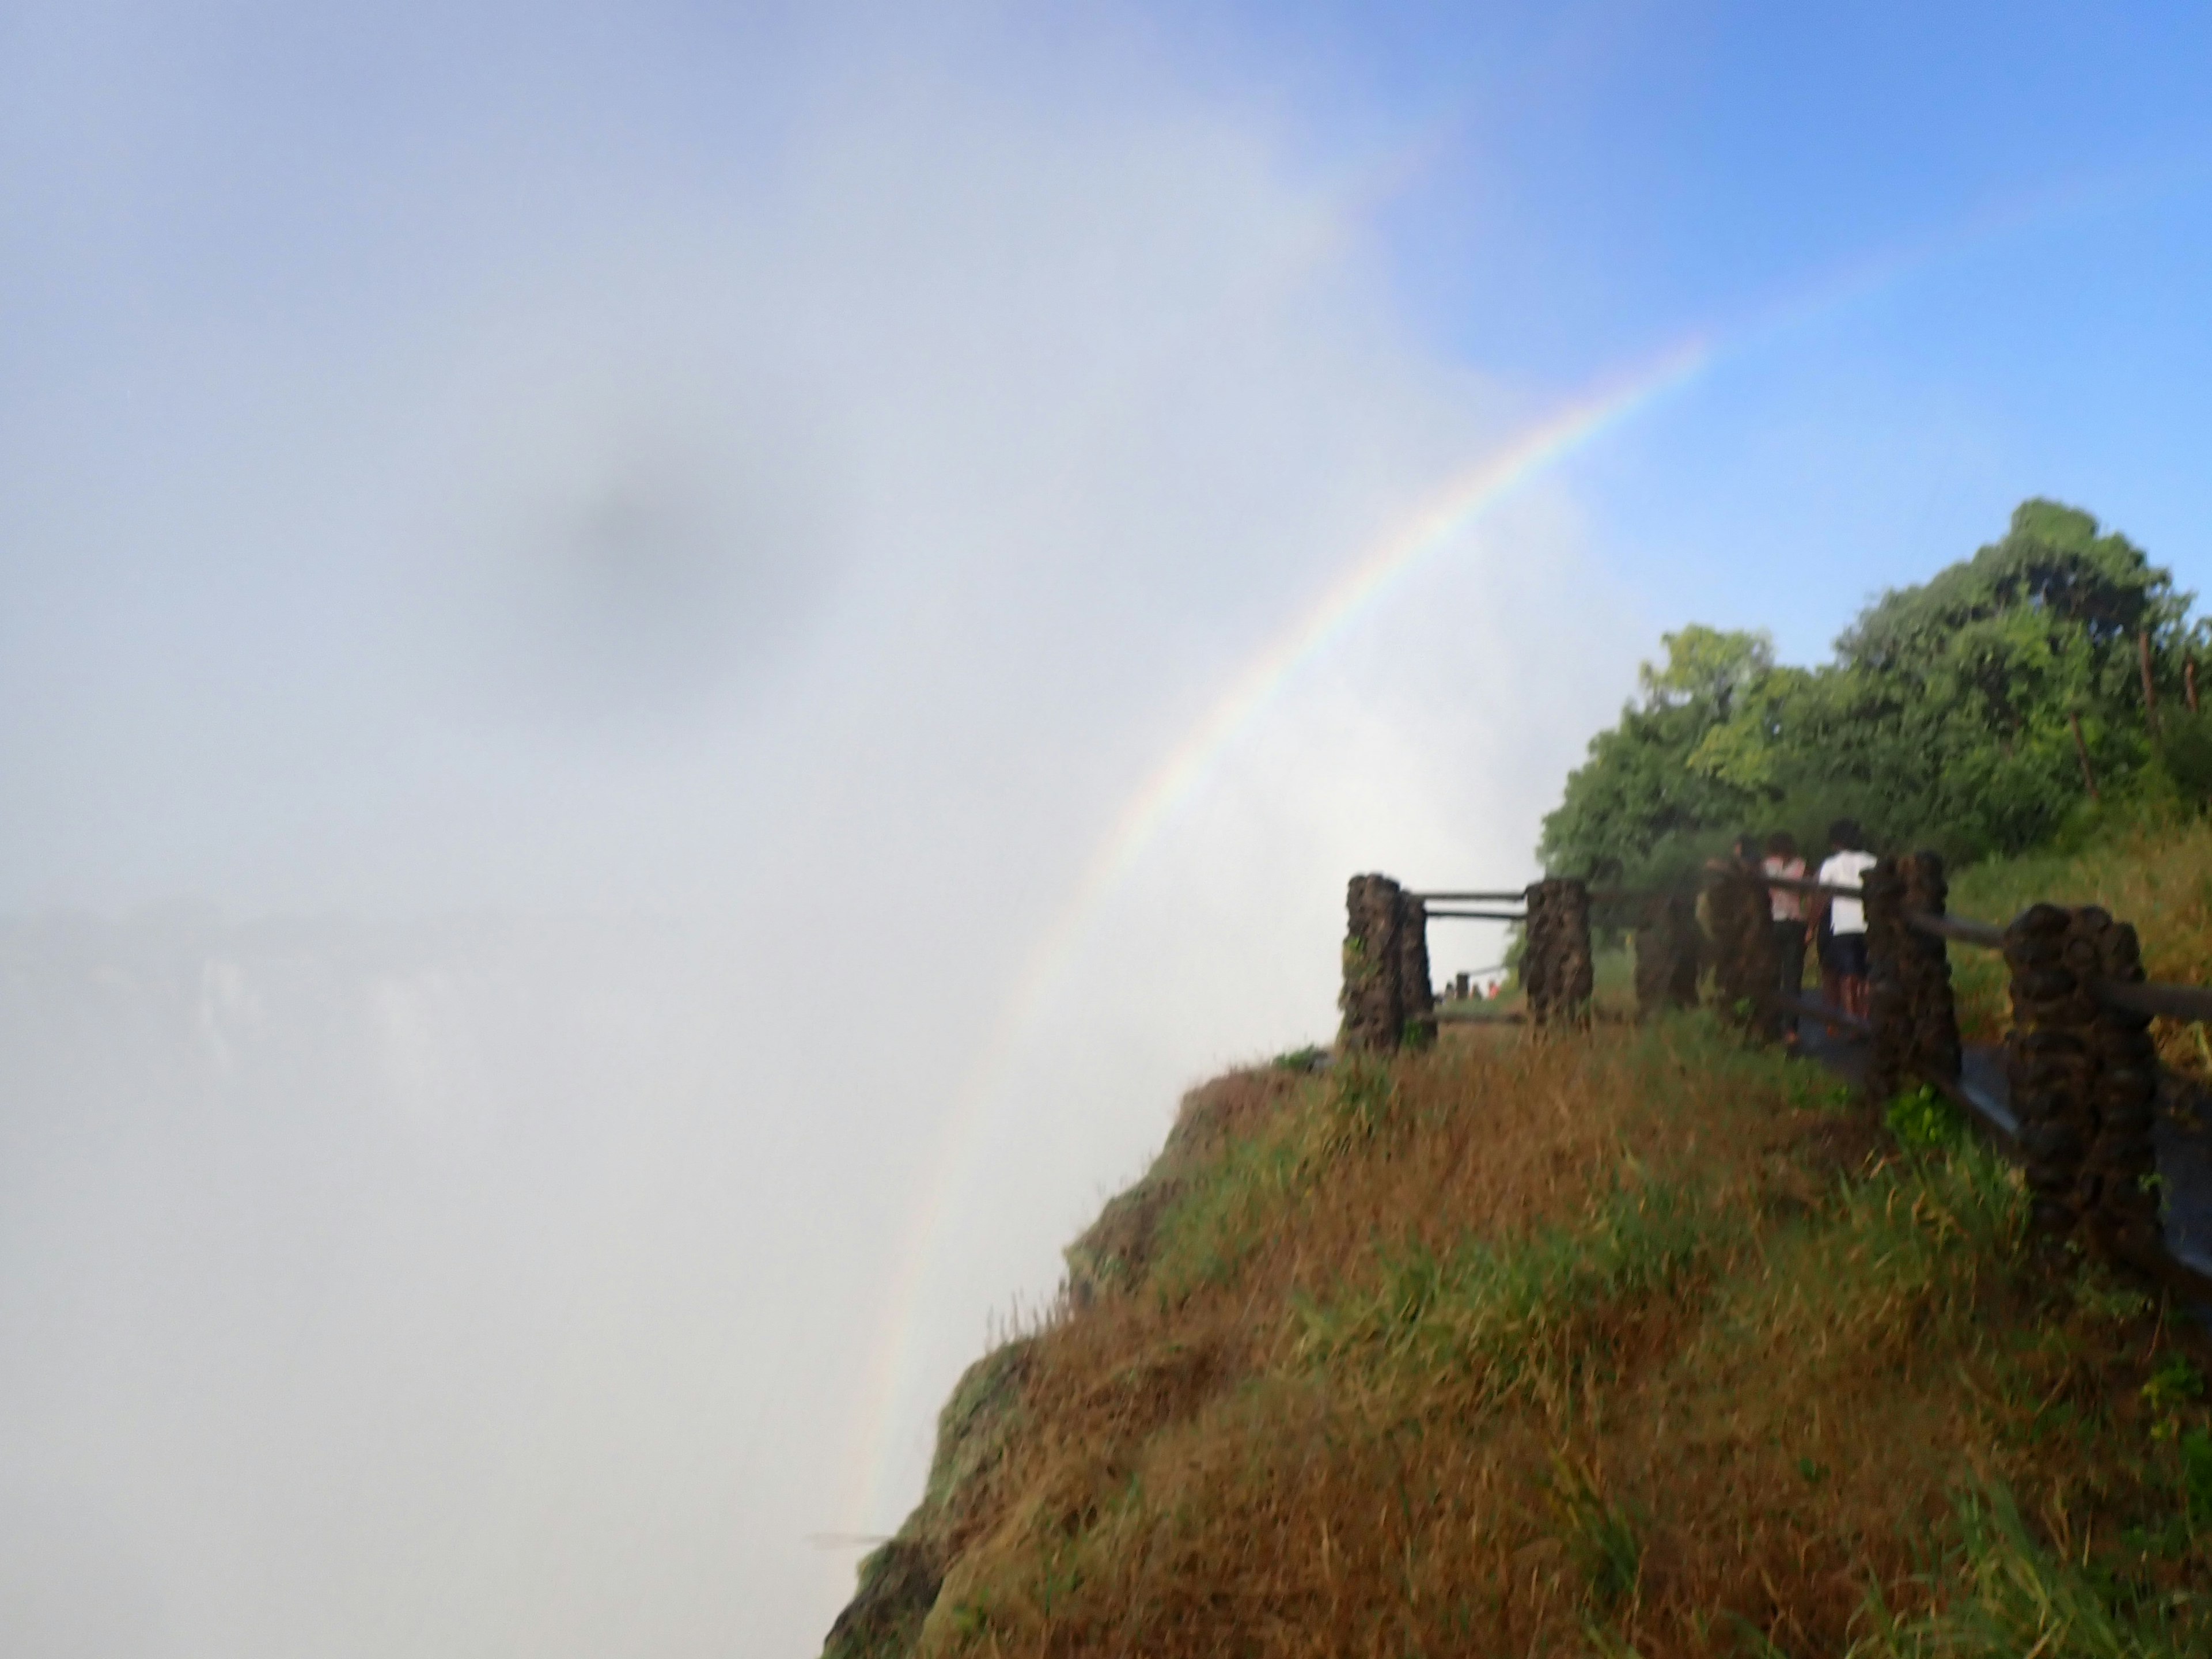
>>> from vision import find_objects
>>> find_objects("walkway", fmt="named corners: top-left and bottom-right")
top-left (1787, 1014), bottom-right (2212, 1286)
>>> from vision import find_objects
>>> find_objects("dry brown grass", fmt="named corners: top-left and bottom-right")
top-left (843, 1022), bottom-right (2212, 1658)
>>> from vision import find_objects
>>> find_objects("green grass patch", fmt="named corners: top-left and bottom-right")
top-left (1286, 1177), bottom-right (1715, 1409)
top-left (1847, 1483), bottom-right (2203, 1658)
top-left (1887, 1084), bottom-right (1969, 1156)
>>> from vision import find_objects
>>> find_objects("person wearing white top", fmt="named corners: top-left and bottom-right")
top-left (1811, 819), bottom-right (1877, 1024)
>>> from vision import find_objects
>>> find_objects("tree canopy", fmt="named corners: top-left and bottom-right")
top-left (1539, 500), bottom-right (2209, 882)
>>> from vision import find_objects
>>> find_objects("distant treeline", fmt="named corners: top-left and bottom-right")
top-left (1541, 499), bottom-right (2212, 885)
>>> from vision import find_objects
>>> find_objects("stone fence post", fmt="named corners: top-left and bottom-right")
top-left (1524, 878), bottom-right (1593, 1030)
top-left (1520, 889), bottom-right (1550, 1025)
top-left (1865, 858), bottom-right (1908, 1097)
top-left (1338, 874), bottom-right (1435, 1054)
top-left (1866, 853), bottom-right (1963, 1104)
top-left (1398, 891), bottom-right (1437, 1049)
top-left (2005, 904), bottom-right (2160, 1259)
top-left (1708, 867), bottom-right (1779, 1039)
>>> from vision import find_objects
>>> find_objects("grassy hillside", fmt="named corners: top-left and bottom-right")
top-left (827, 823), bottom-right (2212, 1658)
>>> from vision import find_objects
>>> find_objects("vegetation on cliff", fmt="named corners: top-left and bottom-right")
top-left (827, 872), bottom-right (2212, 1653)
top-left (823, 500), bottom-right (2212, 1656)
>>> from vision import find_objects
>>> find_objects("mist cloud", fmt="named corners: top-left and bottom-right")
top-left (0, 6), bottom-right (1643, 1653)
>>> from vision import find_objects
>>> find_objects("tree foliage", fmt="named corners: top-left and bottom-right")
top-left (1540, 501), bottom-right (2207, 881)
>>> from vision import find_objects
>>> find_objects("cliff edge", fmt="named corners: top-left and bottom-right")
top-left (824, 1017), bottom-right (2212, 1656)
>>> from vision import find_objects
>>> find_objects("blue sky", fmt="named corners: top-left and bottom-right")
top-left (1153, 1), bottom-right (2212, 656)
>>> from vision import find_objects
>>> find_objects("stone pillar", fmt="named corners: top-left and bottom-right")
top-left (1520, 887), bottom-right (1550, 1025)
top-left (2006, 903), bottom-right (2093, 1239)
top-left (1565, 882), bottom-right (1594, 1021)
top-left (2083, 915), bottom-right (2161, 1264)
top-left (1709, 866), bottom-right (1779, 1039)
top-left (1865, 857), bottom-right (1911, 1099)
top-left (1869, 852), bottom-right (1964, 1103)
top-left (1525, 878), bottom-right (1593, 1030)
top-left (1904, 854), bottom-right (1964, 1087)
top-left (1338, 874), bottom-right (1434, 1053)
top-left (1396, 892), bottom-right (1437, 1049)
top-left (1339, 874), bottom-right (1406, 1055)
top-left (2004, 904), bottom-right (2160, 1258)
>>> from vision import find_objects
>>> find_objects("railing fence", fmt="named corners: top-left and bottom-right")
top-left (1338, 857), bottom-right (2212, 1296)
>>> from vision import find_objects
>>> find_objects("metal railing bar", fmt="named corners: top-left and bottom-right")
top-left (1398, 870), bottom-right (2212, 1303)
top-left (1931, 1072), bottom-right (2019, 1149)
top-left (1588, 874), bottom-right (1864, 903)
top-left (1425, 878), bottom-right (2212, 1025)
top-left (1906, 911), bottom-right (2005, 949)
top-left (1745, 872), bottom-right (1871, 900)
top-left (2095, 980), bottom-right (2212, 1024)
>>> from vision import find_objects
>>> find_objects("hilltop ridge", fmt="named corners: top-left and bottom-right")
top-left (821, 502), bottom-right (2212, 1656)
top-left (823, 827), bottom-right (2212, 1657)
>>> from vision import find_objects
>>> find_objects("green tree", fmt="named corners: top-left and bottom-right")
top-left (1539, 501), bottom-right (2199, 878)
top-left (1537, 627), bottom-right (1772, 884)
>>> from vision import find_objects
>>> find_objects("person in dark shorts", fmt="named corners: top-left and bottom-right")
top-left (1811, 819), bottom-right (1877, 1024)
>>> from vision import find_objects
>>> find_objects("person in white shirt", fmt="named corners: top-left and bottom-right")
top-left (1811, 819), bottom-right (1878, 1024)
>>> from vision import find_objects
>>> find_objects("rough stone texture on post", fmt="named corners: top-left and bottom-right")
top-left (1525, 878), bottom-right (1593, 1029)
top-left (1339, 874), bottom-right (1406, 1054)
top-left (1633, 892), bottom-right (1700, 1020)
top-left (1395, 893), bottom-right (1437, 1048)
top-left (1865, 857), bottom-right (1911, 1099)
top-left (1884, 858), bottom-right (1955, 1106)
top-left (2082, 914), bottom-right (2161, 1264)
top-left (1708, 867), bottom-right (1779, 1038)
top-left (2003, 902), bottom-right (2160, 1257)
top-left (2006, 903), bottom-right (2092, 1238)
top-left (1338, 874), bottom-right (1433, 1053)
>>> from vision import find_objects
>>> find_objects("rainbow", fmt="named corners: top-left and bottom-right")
top-left (836, 148), bottom-right (2210, 1541)
top-left (841, 332), bottom-right (1715, 1531)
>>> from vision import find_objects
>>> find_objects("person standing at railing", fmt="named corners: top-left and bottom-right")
top-left (1762, 830), bottom-right (1809, 1013)
top-left (1810, 819), bottom-right (1877, 1025)
top-left (1696, 838), bottom-right (1763, 991)
top-left (1700, 836), bottom-right (1759, 888)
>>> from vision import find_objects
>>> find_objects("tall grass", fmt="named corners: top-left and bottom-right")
top-left (1947, 816), bottom-right (2212, 1053)
top-left (1287, 1177), bottom-right (1716, 1415)
top-left (1846, 1484), bottom-right (2196, 1658)
top-left (838, 1018), bottom-right (2212, 1659)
